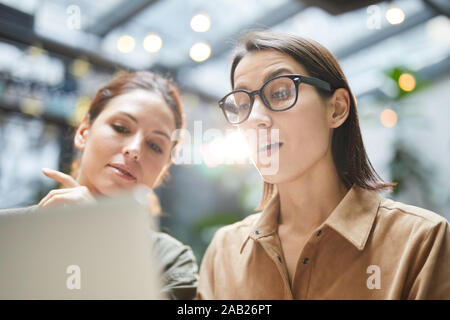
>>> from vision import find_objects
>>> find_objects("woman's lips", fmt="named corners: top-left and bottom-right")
top-left (108, 165), bottom-right (136, 180)
top-left (258, 142), bottom-right (283, 157)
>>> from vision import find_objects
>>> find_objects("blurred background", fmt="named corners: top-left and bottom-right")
top-left (0, 0), bottom-right (449, 263)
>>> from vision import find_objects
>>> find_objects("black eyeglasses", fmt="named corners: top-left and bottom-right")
top-left (218, 74), bottom-right (332, 125)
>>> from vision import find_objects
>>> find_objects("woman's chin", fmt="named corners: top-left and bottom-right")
top-left (258, 166), bottom-right (300, 185)
top-left (95, 183), bottom-right (131, 197)
top-left (258, 169), bottom-right (282, 184)
top-left (255, 162), bottom-right (282, 181)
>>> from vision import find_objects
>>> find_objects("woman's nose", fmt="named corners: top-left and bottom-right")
top-left (123, 135), bottom-right (142, 161)
top-left (124, 149), bottom-right (139, 161)
top-left (246, 96), bottom-right (272, 129)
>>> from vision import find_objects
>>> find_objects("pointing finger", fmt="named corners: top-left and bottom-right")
top-left (42, 168), bottom-right (79, 188)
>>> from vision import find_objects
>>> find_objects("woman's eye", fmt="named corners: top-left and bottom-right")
top-left (224, 103), bottom-right (238, 114)
top-left (238, 103), bottom-right (251, 111)
top-left (112, 123), bottom-right (163, 153)
top-left (112, 124), bottom-right (129, 134)
top-left (272, 88), bottom-right (289, 100)
top-left (147, 141), bottom-right (163, 153)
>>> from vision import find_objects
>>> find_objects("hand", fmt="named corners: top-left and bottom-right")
top-left (38, 168), bottom-right (96, 208)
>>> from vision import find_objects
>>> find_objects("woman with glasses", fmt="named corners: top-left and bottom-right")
top-left (197, 31), bottom-right (449, 299)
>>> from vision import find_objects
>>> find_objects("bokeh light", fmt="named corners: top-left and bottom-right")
top-left (190, 13), bottom-right (211, 32)
top-left (70, 58), bottom-right (90, 78)
top-left (71, 96), bottom-right (92, 126)
top-left (398, 73), bottom-right (416, 92)
top-left (189, 42), bottom-right (211, 62)
top-left (386, 7), bottom-right (405, 25)
top-left (143, 33), bottom-right (162, 53)
top-left (117, 35), bottom-right (135, 53)
top-left (380, 108), bottom-right (398, 128)
top-left (27, 44), bottom-right (45, 57)
top-left (201, 131), bottom-right (250, 168)
top-left (426, 16), bottom-right (450, 47)
top-left (20, 98), bottom-right (44, 117)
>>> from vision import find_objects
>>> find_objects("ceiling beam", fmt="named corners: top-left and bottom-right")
top-left (357, 54), bottom-right (450, 100)
top-left (210, 0), bottom-right (307, 59)
top-left (180, 5), bottom-right (439, 100)
top-left (177, 0), bottom-right (307, 71)
top-left (334, 7), bottom-right (438, 59)
top-left (0, 3), bottom-right (137, 72)
top-left (85, 0), bottom-right (160, 38)
top-left (0, 25), bottom-right (128, 72)
top-left (300, 0), bottom-right (386, 16)
top-left (170, 0), bottom-right (307, 100)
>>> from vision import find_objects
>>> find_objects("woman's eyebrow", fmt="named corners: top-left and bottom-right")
top-left (153, 130), bottom-right (171, 141)
top-left (235, 67), bottom-right (294, 90)
top-left (117, 112), bottom-right (170, 141)
top-left (262, 68), bottom-right (293, 83)
top-left (118, 111), bottom-right (138, 123)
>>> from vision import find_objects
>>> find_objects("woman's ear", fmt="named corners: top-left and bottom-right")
top-left (74, 116), bottom-right (90, 151)
top-left (328, 88), bottom-right (350, 129)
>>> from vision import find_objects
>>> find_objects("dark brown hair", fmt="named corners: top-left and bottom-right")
top-left (230, 31), bottom-right (396, 210)
top-left (71, 71), bottom-right (185, 213)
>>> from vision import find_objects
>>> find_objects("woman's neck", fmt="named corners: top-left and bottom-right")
top-left (276, 151), bottom-right (349, 235)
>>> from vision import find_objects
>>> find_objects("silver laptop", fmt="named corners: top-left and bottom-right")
top-left (0, 188), bottom-right (163, 299)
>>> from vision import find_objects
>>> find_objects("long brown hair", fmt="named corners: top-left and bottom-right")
top-left (229, 31), bottom-right (396, 210)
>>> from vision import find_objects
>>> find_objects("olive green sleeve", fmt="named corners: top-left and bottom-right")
top-left (151, 231), bottom-right (199, 300)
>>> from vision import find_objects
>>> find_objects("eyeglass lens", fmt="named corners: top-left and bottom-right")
top-left (222, 76), bottom-right (296, 124)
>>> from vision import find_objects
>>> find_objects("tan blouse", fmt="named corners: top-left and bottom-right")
top-left (197, 184), bottom-right (450, 299)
